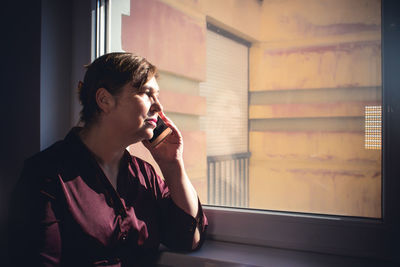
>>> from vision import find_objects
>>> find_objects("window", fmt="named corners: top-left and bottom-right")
top-left (200, 25), bottom-right (250, 207)
top-left (96, 0), bottom-right (400, 261)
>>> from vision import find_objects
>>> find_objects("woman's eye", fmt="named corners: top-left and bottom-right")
top-left (138, 90), bottom-right (150, 96)
top-left (138, 88), bottom-right (159, 100)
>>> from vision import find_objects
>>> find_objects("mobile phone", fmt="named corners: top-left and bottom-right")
top-left (148, 116), bottom-right (172, 147)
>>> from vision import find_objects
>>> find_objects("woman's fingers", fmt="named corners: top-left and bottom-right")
top-left (159, 112), bottom-right (172, 128)
top-left (158, 112), bottom-right (182, 139)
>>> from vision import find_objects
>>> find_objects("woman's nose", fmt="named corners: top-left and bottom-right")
top-left (150, 96), bottom-right (162, 113)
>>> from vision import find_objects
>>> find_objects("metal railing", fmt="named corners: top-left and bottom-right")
top-left (207, 152), bottom-right (251, 207)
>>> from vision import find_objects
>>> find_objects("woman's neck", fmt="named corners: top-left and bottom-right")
top-left (79, 123), bottom-right (125, 173)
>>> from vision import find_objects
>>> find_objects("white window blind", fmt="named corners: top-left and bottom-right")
top-left (200, 29), bottom-right (249, 156)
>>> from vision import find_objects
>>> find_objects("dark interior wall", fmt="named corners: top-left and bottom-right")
top-left (41, 0), bottom-right (93, 148)
top-left (40, 0), bottom-right (72, 150)
top-left (0, 0), bottom-right (42, 258)
top-left (1, 0), bottom-right (92, 260)
top-left (70, 0), bottom-right (93, 127)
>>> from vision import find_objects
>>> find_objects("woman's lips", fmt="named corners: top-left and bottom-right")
top-left (145, 118), bottom-right (157, 127)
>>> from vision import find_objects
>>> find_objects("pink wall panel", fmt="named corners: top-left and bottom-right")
top-left (122, 0), bottom-right (206, 81)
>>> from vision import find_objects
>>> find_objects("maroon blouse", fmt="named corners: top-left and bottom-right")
top-left (8, 128), bottom-right (207, 266)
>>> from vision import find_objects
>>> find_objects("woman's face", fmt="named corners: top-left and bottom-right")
top-left (108, 76), bottom-right (162, 145)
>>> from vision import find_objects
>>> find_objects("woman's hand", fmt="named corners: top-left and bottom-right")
top-left (142, 112), bottom-right (184, 165)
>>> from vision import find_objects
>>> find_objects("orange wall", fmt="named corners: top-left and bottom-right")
top-left (121, 0), bottom-right (382, 216)
top-left (248, 0), bottom-right (382, 217)
top-left (251, 41), bottom-right (381, 91)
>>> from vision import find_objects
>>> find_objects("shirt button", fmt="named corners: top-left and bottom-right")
top-left (121, 234), bottom-right (127, 241)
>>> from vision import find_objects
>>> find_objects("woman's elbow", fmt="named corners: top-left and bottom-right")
top-left (191, 227), bottom-right (202, 250)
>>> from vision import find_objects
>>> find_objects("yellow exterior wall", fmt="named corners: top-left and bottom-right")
top-left (250, 41), bottom-right (381, 91)
top-left (160, 0), bottom-right (263, 41)
top-left (122, 0), bottom-right (382, 217)
top-left (258, 0), bottom-right (380, 42)
top-left (249, 101), bottom-right (378, 119)
top-left (249, 131), bottom-right (381, 217)
top-left (248, 0), bottom-right (381, 217)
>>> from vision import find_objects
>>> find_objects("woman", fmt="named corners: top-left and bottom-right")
top-left (8, 53), bottom-right (207, 266)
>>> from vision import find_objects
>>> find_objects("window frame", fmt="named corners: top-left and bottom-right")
top-left (96, 0), bottom-right (400, 262)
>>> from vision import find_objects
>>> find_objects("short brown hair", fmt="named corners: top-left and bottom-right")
top-left (78, 52), bottom-right (157, 125)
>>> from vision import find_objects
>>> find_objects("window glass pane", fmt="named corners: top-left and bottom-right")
top-left (108, 0), bottom-right (382, 218)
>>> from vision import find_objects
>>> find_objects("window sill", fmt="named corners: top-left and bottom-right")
top-left (158, 240), bottom-right (396, 267)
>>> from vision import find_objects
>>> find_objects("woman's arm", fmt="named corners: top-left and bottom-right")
top-left (142, 112), bottom-right (205, 249)
top-left (157, 158), bottom-right (201, 248)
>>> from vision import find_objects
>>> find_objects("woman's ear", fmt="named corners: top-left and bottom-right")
top-left (96, 88), bottom-right (115, 113)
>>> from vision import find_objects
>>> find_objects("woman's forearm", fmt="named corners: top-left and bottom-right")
top-left (159, 159), bottom-right (202, 249)
top-left (159, 159), bottom-right (198, 217)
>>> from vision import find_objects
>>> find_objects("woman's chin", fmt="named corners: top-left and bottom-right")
top-left (129, 130), bottom-right (153, 144)
top-left (144, 130), bottom-right (154, 141)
